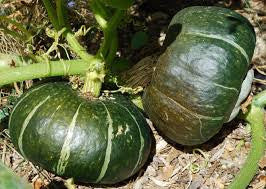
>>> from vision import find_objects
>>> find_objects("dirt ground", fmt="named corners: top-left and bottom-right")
top-left (0, 0), bottom-right (266, 189)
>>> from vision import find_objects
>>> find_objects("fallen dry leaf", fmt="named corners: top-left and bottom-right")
top-left (150, 177), bottom-right (171, 187)
top-left (258, 156), bottom-right (266, 169)
top-left (258, 175), bottom-right (266, 182)
top-left (33, 178), bottom-right (43, 189)
top-left (166, 148), bottom-right (181, 163)
top-left (161, 164), bottom-right (175, 180)
top-left (252, 180), bottom-right (266, 189)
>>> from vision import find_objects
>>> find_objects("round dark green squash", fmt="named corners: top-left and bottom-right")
top-left (143, 6), bottom-right (256, 146)
top-left (8, 82), bottom-right (151, 184)
top-left (0, 161), bottom-right (31, 189)
top-left (99, 0), bottom-right (134, 9)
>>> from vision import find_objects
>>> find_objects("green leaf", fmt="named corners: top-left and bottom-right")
top-left (131, 31), bottom-right (149, 50)
top-left (0, 107), bottom-right (9, 130)
top-left (0, 108), bottom-right (9, 121)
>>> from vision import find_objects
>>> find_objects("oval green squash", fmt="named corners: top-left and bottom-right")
top-left (143, 6), bottom-right (256, 146)
top-left (0, 161), bottom-right (31, 189)
top-left (99, 0), bottom-right (134, 9)
top-left (9, 82), bottom-right (151, 184)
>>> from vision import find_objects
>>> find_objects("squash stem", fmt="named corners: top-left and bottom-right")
top-left (82, 70), bottom-right (104, 97)
top-left (42, 0), bottom-right (94, 62)
top-left (100, 10), bottom-right (124, 59)
top-left (65, 32), bottom-right (95, 61)
top-left (90, 1), bottom-right (123, 60)
top-left (42, 0), bottom-right (124, 97)
top-left (80, 2), bottom-right (124, 96)
top-left (229, 91), bottom-right (266, 189)
top-left (106, 31), bottom-right (118, 66)
top-left (0, 56), bottom-right (99, 87)
top-left (42, 0), bottom-right (60, 30)
top-left (56, 0), bottom-right (70, 29)
top-left (89, 0), bottom-right (108, 30)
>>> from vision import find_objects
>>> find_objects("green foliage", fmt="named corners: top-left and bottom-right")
top-left (0, 107), bottom-right (9, 122)
top-left (0, 89), bottom-right (18, 128)
top-left (131, 31), bottom-right (149, 49)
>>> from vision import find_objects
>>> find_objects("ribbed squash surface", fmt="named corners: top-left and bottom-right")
top-left (143, 6), bottom-right (256, 145)
top-left (9, 82), bottom-right (151, 184)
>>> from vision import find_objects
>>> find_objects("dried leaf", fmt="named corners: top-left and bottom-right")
top-left (156, 140), bottom-right (168, 152)
top-left (258, 156), bottom-right (266, 169)
top-left (166, 148), bottom-right (180, 163)
top-left (150, 177), bottom-right (170, 187)
top-left (210, 142), bottom-right (226, 162)
top-left (252, 177), bottom-right (266, 189)
top-left (161, 164), bottom-right (174, 180)
top-left (33, 178), bottom-right (43, 189)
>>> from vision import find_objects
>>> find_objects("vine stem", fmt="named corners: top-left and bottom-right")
top-left (42, 0), bottom-right (104, 96)
top-left (229, 91), bottom-right (266, 189)
top-left (99, 10), bottom-right (124, 59)
top-left (42, 0), bottom-right (60, 30)
top-left (0, 57), bottom-right (100, 87)
top-left (56, 0), bottom-right (70, 29)
top-left (0, 161), bottom-right (31, 189)
top-left (106, 30), bottom-right (118, 66)
top-left (80, 1), bottom-right (124, 96)
top-left (42, 0), bottom-right (94, 62)
top-left (65, 32), bottom-right (95, 61)
top-left (41, 0), bottom-right (124, 97)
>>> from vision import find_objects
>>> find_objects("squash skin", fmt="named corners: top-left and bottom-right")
top-left (99, 0), bottom-right (134, 9)
top-left (9, 82), bottom-right (151, 184)
top-left (0, 161), bottom-right (30, 189)
top-left (143, 6), bottom-right (256, 145)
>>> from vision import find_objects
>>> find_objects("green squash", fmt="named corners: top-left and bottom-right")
top-left (99, 0), bottom-right (134, 9)
top-left (9, 82), bottom-right (151, 184)
top-left (0, 161), bottom-right (31, 189)
top-left (143, 6), bottom-right (256, 146)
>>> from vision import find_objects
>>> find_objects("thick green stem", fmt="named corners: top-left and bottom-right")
top-left (229, 91), bottom-right (266, 189)
top-left (42, 0), bottom-right (60, 30)
top-left (83, 1), bottom-right (124, 96)
top-left (89, 0), bottom-right (108, 30)
top-left (42, 0), bottom-right (124, 96)
top-left (100, 10), bottom-right (124, 58)
top-left (90, 1), bottom-right (123, 58)
top-left (0, 161), bottom-right (31, 189)
top-left (56, 0), bottom-right (69, 29)
top-left (0, 59), bottom-right (95, 87)
top-left (82, 71), bottom-right (105, 97)
top-left (94, 0), bottom-right (111, 19)
top-left (43, 0), bottom-right (94, 62)
top-left (42, 0), bottom-right (105, 97)
top-left (106, 31), bottom-right (118, 65)
top-left (65, 32), bottom-right (94, 61)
